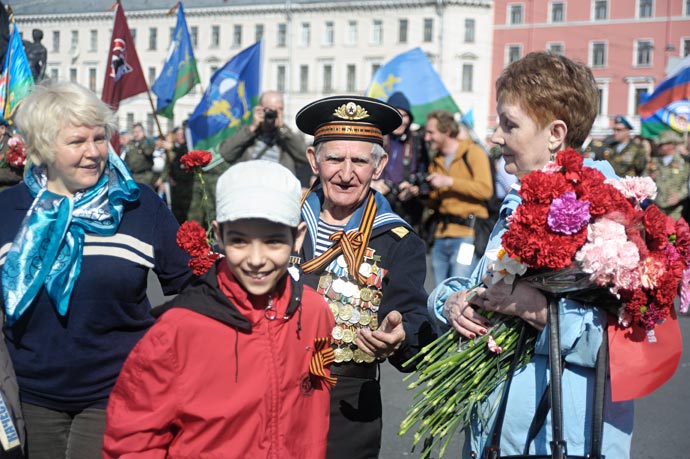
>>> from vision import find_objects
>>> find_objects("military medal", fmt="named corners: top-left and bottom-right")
top-left (332, 326), bottom-right (344, 341)
top-left (359, 262), bottom-right (372, 278)
top-left (359, 287), bottom-right (372, 302)
top-left (348, 308), bottom-right (361, 325)
top-left (342, 328), bottom-right (355, 343)
top-left (333, 347), bottom-right (344, 363)
top-left (341, 347), bottom-right (354, 362)
top-left (358, 310), bottom-right (371, 326)
top-left (338, 303), bottom-right (353, 321)
top-left (318, 273), bottom-right (333, 291)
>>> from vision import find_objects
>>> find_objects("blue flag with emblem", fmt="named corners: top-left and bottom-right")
top-left (365, 47), bottom-right (459, 123)
top-left (0, 23), bottom-right (34, 118)
top-left (187, 41), bottom-right (261, 168)
top-left (151, 3), bottom-right (200, 119)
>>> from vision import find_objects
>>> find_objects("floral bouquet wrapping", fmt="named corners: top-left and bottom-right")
top-left (400, 149), bottom-right (687, 457)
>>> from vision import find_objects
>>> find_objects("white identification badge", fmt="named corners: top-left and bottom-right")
top-left (456, 242), bottom-right (475, 266)
top-left (0, 395), bottom-right (20, 451)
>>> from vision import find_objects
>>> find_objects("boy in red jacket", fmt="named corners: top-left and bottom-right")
top-left (103, 160), bottom-right (336, 459)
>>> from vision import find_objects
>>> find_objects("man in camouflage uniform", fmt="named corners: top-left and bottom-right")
top-left (123, 123), bottom-right (155, 188)
top-left (645, 130), bottom-right (689, 220)
top-left (592, 115), bottom-right (647, 177)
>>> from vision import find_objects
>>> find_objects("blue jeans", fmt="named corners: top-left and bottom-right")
top-left (21, 402), bottom-right (105, 459)
top-left (431, 236), bottom-right (477, 286)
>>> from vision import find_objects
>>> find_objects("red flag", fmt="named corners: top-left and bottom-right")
top-left (101, 3), bottom-right (148, 111)
top-left (608, 309), bottom-right (683, 402)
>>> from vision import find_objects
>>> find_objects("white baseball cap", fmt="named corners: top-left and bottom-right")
top-left (215, 160), bottom-right (302, 227)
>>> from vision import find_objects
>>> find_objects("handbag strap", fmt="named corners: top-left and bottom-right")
top-left (547, 296), bottom-right (567, 459)
top-left (484, 322), bottom-right (530, 459)
top-left (588, 326), bottom-right (608, 459)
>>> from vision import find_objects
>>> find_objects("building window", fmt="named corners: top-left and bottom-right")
top-left (131, 28), bottom-right (137, 45)
top-left (372, 20), bottom-right (382, 45)
top-left (88, 68), bottom-right (97, 91)
top-left (211, 26), bottom-right (220, 48)
top-left (372, 63), bottom-right (381, 78)
top-left (348, 21), bottom-right (358, 45)
top-left (423, 18), bottom-right (433, 43)
top-left (301, 23), bottom-right (311, 47)
top-left (148, 27), bottom-right (157, 51)
top-left (634, 87), bottom-right (648, 114)
top-left (52, 30), bottom-right (60, 53)
top-left (190, 26), bottom-right (198, 48)
top-left (146, 114), bottom-right (154, 137)
top-left (591, 42), bottom-right (607, 67)
top-left (277, 23), bottom-right (287, 47)
top-left (399, 19), bottom-right (408, 44)
top-left (595, 79), bottom-right (610, 119)
top-left (346, 64), bottom-right (356, 92)
top-left (70, 68), bottom-right (77, 83)
top-left (50, 68), bottom-right (59, 81)
top-left (255, 24), bottom-right (264, 42)
top-left (299, 65), bottom-right (309, 93)
top-left (547, 42), bottom-right (564, 55)
top-left (639, 0), bottom-right (654, 18)
top-left (126, 113), bottom-right (134, 131)
top-left (148, 67), bottom-right (156, 85)
top-left (594, 1), bottom-right (608, 20)
top-left (461, 63), bottom-right (473, 92)
top-left (277, 65), bottom-right (286, 93)
top-left (635, 40), bottom-right (653, 66)
top-left (324, 21), bottom-right (334, 46)
top-left (464, 19), bottom-right (475, 43)
top-left (509, 4), bottom-right (523, 25)
top-left (507, 45), bottom-right (521, 65)
top-left (551, 2), bottom-right (565, 23)
top-left (686, 0), bottom-right (690, 15)
top-left (70, 30), bottom-right (79, 50)
top-left (683, 38), bottom-right (690, 57)
top-left (169, 27), bottom-right (175, 46)
top-left (232, 25), bottom-right (242, 47)
top-left (323, 64), bottom-right (333, 93)
top-left (89, 30), bottom-right (97, 52)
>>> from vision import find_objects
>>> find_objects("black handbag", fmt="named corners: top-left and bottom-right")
top-left (483, 296), bottom-right (608, 459)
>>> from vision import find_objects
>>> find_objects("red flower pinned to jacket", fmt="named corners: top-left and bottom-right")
top-left (180, 150), bottom-right (213, 171)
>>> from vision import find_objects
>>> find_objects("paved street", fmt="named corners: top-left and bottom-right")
top-left (148, 270), bottom-right (690, 458)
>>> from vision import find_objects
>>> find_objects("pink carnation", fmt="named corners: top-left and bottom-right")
top-left (680, 267), bottom-right (690, 314)
top-left (542, 162), bottom-right (562, 173)
top-left (575, 218), bottom-right (641, 293)
top-left (607, 176), bottom-right (657, 208)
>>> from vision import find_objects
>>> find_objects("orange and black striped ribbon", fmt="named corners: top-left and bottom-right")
top-left (309, 337), bottom-right (337, 387)
top-left (301, 191), bottom-right (377, 284)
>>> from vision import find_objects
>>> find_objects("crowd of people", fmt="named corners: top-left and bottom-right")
top-left (0, 50), bottom-right (688, 459)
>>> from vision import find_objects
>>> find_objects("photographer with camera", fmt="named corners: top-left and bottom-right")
top-left (218, 90), bottom-right (310, 186)
top-left (371, 92), bottom-right (429, 233)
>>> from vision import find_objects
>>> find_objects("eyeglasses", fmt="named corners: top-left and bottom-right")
top-left (612, 127), bottom-right (628, 132)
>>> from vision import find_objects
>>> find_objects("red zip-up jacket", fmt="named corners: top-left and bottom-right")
top-left (103, 261), bottom-right (335, 459)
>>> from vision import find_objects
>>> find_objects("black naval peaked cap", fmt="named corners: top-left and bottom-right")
top-left (296, 95), bottom-right (403, 146)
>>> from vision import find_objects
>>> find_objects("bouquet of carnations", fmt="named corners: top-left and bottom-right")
top-left (176, 150), bottom-right (222, 276)
top-left (400, 149), bottom-right (690, 457)
top-left (1, 136), bottom-right (27, 169)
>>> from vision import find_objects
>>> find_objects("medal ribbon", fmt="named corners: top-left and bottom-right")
top-left (310, 337), bottom-right (337, 387)
top-left (302, 191), bottom-right (377, 284)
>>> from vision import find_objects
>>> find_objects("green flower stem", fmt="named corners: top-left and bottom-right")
top-left (196, 170), bottom-right (214, 245)
top-left (398, 315), bottom-right (536, 458)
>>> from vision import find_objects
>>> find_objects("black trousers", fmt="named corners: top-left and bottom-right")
top-left (326, 375), bottom-right (382, 459)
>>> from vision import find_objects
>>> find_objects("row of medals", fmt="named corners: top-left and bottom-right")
top-left (318, 260), bottom-right (382, 365)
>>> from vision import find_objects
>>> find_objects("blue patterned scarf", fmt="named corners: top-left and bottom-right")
top-left (2, 150), bottom-right (139, 324)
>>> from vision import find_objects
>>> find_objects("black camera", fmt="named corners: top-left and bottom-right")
top-left (263, 109), bottom-right (278, 127)
top-left (407, 171), bottom-right (430, 195)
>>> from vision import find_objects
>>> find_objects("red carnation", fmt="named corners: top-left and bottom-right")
top-left (644, 205), bottom-right (671, 251)
top-left (674, 218), bottom-right (690, 262)
top-left (5, 137), bottom-right (26, 168)
top-left (520, 171), bottom-right (571, 204)
top-left (189, 253), bottom-right (221, 276)
top-left (555, 148), bottom-right (583, 182)
top-left (180, 150), bottom-right (213, 171)
top-left (177, 220), bottom-right (212, 258)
